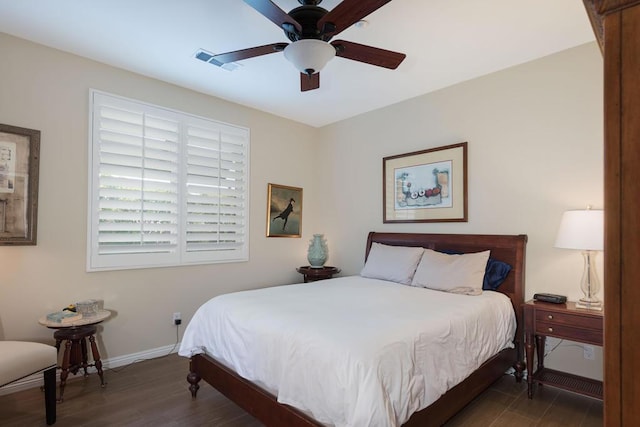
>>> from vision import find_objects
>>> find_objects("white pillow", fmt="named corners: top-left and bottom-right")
top-left (360, 243), bottom-right (425, 285)
top-left (411, 249), bottom-right (490, 295)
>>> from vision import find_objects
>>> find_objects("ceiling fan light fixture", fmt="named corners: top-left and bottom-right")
top-left (284, 39), bottom-right (335, 75)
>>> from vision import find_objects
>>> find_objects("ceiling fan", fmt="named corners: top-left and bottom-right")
top-left (211, 0), bottom-right (406, 92)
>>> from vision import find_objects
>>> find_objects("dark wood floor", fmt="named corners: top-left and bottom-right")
top-left (0, 354), bottom-right (602, 426)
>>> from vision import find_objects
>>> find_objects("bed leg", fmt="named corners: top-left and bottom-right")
top-left (513, 360), bottom-right (525, 383)
top-left (187, 370), bottom-right (201, 398)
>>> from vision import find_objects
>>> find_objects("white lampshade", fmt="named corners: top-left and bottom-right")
top-left (554, 209), bottom-right (604, 251)
top-left (284, 39), bottom-right (336, 75)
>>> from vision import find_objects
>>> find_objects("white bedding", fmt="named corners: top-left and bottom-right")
top-left (178, 276), bottom-right (516, 427)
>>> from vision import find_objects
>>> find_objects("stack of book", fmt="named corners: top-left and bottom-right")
top-left (46, 310), bottom-right (83, 324)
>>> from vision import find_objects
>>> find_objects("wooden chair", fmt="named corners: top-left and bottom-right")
top-left (0, 341), bottom-right (57, 425)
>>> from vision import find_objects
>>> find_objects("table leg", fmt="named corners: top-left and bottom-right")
top-left (69, 338), bottom-right (81, 375)
top-left (52, 324), bottom-right (105, 401)
top-left (525, 330), bottom-right (535, 398)
top-left (535, 335), bottom-right (546, 372)
top-left (80, 336), bottom-right (89, 377)
top-left (89, 334), bottom-right (106, 387)
top-left (58, 339), bottom-right (72, 402)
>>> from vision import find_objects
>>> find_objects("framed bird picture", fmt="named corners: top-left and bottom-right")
top-left (266, 183), bottom-right (302, 238)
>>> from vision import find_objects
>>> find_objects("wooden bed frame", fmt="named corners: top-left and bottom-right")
top-left (187, 232), bottom-right (527, 426)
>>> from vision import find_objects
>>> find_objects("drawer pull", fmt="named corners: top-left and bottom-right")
top-left (548, 314), bottom-right (553, 320)
top-left (548, 327), bottom-right (553, 332)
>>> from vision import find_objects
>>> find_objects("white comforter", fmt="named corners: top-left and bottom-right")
top-left (178, 276), bottom-right (516, 427)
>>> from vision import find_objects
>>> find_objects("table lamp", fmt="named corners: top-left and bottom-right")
top-left (554, 207), bottom-right (604, 310)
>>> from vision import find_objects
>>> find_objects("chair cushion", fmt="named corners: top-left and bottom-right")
top-left (0, 341), bottom-right (57, 387)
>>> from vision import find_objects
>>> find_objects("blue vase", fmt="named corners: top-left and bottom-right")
top-left (307, 234), bottom-right (328, 268)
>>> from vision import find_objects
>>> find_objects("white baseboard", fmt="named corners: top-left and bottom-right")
top-left (0, 342), bottom-right (180, 396)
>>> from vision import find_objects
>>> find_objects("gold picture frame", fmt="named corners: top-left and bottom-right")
top-left (0, 123), bottom-right (40, 245)
top-left (266, 183), bottom-right (302, 237)
top-left (383, 142), bottom-right (467, 223)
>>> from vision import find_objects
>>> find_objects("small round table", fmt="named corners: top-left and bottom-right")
top-left (296, 266), bottom-right (341, 283)
top-left (38, 310), bottom-right (110, 402)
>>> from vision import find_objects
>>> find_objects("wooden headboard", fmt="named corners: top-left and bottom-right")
top-left (366, 232), bottom-right (528, 353)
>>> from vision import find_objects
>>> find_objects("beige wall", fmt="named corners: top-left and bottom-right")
top-left (0, 33), bottom-right (319, 357)
top-left (0, 32), bottom-right (604, 380)
top-left (316, 43), bottom-right (604, 379)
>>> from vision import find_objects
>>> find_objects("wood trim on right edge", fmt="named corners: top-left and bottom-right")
top-left (603, 11), bottom-right (622, 425)
top-left (617, 7), bottom-right (640, 425)
top-left (595, 2), bottom-right (640, 425)
top-left (584, 1), bottom-right (640, 425)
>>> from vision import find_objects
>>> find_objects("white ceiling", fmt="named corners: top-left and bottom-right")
top-left (0, 0), bottom-right (595, 127)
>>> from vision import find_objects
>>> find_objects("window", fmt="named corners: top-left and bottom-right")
top-left (87, 90), bottom-right (249, 271)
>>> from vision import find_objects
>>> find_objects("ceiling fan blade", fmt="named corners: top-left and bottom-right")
top-left (244, 0), bottom-right (302, 33)
top-left (211, 43), bottom-right (288, 64)
top-left (318, 0), bottom-right (392, 38)
top-left (301, 72), bottom-right (320, 92)
top-left (331, 40), bottom-right (405, 69)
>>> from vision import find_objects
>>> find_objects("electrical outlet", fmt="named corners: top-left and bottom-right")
top-left (172, 312), bottom-right (181, 326)
top-left (583, 345), bottom-right (595, 360)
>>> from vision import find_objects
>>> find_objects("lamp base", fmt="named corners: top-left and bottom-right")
top-left (575, 300), bottom-right (603, 311)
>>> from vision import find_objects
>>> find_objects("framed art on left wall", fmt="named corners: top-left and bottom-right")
top-left (266, 183), bottom-right (302, 238)
top-left (0, 124), bottom-right (40, 245)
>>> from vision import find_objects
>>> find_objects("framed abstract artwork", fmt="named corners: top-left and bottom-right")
top-left (383, 142), bottom-right (467, 223)
top-left (0, 123), bottom-right (40, 245)
top-left (266, 183), bottom-right (302, 237)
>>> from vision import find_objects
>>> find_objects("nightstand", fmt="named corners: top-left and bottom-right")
top-left (523, 300), bottom-right (603, 400)
top-left (296, 266), bottom-right (340, 283)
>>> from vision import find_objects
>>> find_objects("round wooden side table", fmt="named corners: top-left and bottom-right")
top-left (296, 266), bottom-right (341, 283)
top-left (38, 310), bottom-right (110, 402)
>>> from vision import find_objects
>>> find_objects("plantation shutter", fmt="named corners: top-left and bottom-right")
top-left (183, 119), bottom-right (248, 262)
top-left (88, 91), bottom-right (249, 271)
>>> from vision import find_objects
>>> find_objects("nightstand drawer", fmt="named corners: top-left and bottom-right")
top-left (536, 321), bottom-right (603, 345)
top-left (535, 309), bottom-right (602, 331)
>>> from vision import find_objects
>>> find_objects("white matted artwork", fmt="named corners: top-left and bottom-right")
top-left (383, 142), bottom-right (467, 223)
top-left (0, 123), bottom-right (40, 244)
